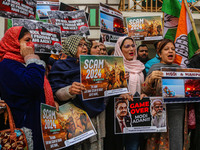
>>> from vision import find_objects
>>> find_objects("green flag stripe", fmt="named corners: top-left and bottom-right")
top-left (164, 28), bottom-right (177, 41)
top-left (162, 0), bottom-right (181, 17)
top-left (188, 30), bottom-right (199, 58)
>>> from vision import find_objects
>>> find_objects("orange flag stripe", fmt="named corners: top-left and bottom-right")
top-left (175, 1), bottom-right (187, 40)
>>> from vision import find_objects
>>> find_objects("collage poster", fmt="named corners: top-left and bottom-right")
top-left (12, 18), bottom-right (62, 55)
top-left (36, 1), bottom-right (59, 20)
top-left (41, 103), bottom-right (96, 150)
top-left (99, 3), bottom-right (126, 46)
top-left (161, 67), bottom-right (200, 103)
top-left (114, 97), bottom-right (167, 134)
top-left (0, 0), bottom-right (36, 19)
top-left (80, 55), bottom-right (128, 100)
top-left (48, 10), bottom-right (90, 38)
top-left (126, 16), bottom-right (163, 41)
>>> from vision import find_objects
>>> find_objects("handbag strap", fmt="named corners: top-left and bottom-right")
top-left (4, 103), bottom-right (16, 134)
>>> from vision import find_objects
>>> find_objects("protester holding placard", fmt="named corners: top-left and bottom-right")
top-left (105, 36), bottom-right (145, 150)
top-left (49, 35), bottom-right (102, 149)
top-left (0, 26), bottom-right (56, 150)
top-left (141, 39), bottom-right (187, 150)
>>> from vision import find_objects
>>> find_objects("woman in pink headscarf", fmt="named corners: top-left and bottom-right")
top-left (114, 36), bottom-right (145, 96)
top-left (114, 36), bottom-right (145, 150)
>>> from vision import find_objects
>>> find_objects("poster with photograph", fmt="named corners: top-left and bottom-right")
top-left (162, 67), bottom-right (200, 103)
top-left (100, 3), bottom-right (126, 46)
top-left (114, 97), bottom-right (167, 134)
top-left (12, 18), bottom-right (62, 54)
top-left (37, 1), bottom-right (59, 20)
top-left (41, 103), bottom-right (96, 150)
top-left (0, 0), bottom-right (36, 19)
top-left (59, 2), bottom-right (89, 21)
top-left (126, 16), bottom-right (163, 41)
top-left (80, 55), bottom-right (128, 100)
top-left (48, 10), bottom-right (90, 38)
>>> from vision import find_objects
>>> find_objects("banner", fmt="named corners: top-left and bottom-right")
top-left (48, 10), bottom-right (90, 38)
top-left (12, 18), bottom-right (62, 55)
top-left (36, 1), bottom-right (59, 20)
top-left (99, 3), bottom-right (126, 46)
top-left (80, 55), bottom-right (128, 100)
top-left (41, 103), bottom-right (96, 150)
top-left (162, 67), bottom-right (200, 103)
top-left (126, 16), bottom-right (163, 41)
top-left (114, 97), bottom-right (167, 134)
top-left (0, 0), bottom-right (36, 19)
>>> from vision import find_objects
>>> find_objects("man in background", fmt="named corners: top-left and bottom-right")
top-left (145, 40), bottom-right (162, 74)
top-left (137, 44), bottom-right (149, 64)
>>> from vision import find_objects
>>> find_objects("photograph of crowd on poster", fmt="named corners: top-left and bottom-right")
top-left (36, 1), bottom-right (59, 20)
top-left (126, 16), bottom-right (163, 41)
top-left (114, 97), bottom-right (167, 134)
top-left (48, 10), bottom-right (90, 38)
top-left (41, 103), bottom-right (96, 150)
top-left (80, 55), bottom-right (128, 100)
top-left (12, 18), bottom-right (62, 54)
top-left (162, 67), bottom-right (200, 103)
top-left (99, 3), bottom-right (126, 46)
top-left (59, 2), bottom-right (89, 21)
top-left (0, 0), bottom-right (36, 19)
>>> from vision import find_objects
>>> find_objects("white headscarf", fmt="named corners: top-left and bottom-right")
top-left (114, 36), bottom-right (145, 95)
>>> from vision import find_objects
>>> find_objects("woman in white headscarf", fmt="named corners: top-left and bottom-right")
top-left (114, 36), bottom-right (145, 150)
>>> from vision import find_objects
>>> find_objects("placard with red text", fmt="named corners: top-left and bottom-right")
top-left (161, 67), bottom-right (200, 103)
top-left (114, 97), bottom-right (166, 134)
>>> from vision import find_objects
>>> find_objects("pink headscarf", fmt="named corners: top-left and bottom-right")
top-left (114, 36), bottom-right (145, 95)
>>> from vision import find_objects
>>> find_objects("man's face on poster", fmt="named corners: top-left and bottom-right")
top-left (116, 102), bottom-right (128, 119)
top-left (153, 101), bottom-right (163, 116)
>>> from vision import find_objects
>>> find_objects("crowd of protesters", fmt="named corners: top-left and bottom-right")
top-left (0, 26), bottom-right (200, 150)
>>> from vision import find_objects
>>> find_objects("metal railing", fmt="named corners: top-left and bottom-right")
top-left (119, 0), bottom-right (200, 13)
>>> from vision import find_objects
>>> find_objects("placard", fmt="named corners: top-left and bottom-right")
top-left (41, 103), bottom-right (96, 150)
top-left (126, 16), bottom-right (163, 41)
top-left (80, 55), bottom-right (128, 100)
top-left (48, 10), bottom-right (90, 38)
top-left (162, 67), bottom-right (200, 103)
top-left (0, 0), bottom-right (36, 19)
top-left (59, 2), bottom-right (89, 21)
top-left (114, 97), bottom-right (166, 134)
top-left (99, 3), bottom-right (126, 46)
top-left (37, 1), bottom-right (59, 20)
top-left (12, 18), bottom-right (62, 55)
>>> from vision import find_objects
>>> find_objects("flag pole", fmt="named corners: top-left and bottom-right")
top-left (183, 0), bottom-right (200, 48)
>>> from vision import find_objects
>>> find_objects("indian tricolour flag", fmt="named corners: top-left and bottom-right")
top-left (174, 1), bottom-right (199, 67)
top-left (162, 0), bottom-right (181, 41)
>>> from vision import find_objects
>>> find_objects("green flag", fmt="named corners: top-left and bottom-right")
top-left (162, 0), bottom-right (181, 41)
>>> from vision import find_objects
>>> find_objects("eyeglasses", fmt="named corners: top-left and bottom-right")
top-left (78, 43), bottom-right (87, 48)
top-left (123, 44), bottom-right (135, 49)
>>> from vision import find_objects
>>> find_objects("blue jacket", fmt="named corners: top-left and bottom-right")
top-left (145, 54), bottom-right (160, 74)
top-left (48, 56), bottom-right (105, 118)
top-left (0, 59), bottom-right (45, 150)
